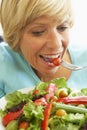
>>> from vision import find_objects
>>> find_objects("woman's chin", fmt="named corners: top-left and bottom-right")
top-left (41, 66), bottom-right (59, 76)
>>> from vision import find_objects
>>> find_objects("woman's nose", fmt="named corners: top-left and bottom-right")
top-left (46, 31), bottom-right (62, 49)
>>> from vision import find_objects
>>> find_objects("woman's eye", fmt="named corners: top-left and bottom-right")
top-left (32, 30), bottom-right (45, 36)
top-left (57, 26), bottom-right (69, 32)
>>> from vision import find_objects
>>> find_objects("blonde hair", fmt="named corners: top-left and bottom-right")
top-left (0, 0), bottom-right (74, 52)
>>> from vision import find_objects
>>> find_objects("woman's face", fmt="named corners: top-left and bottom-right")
top-left (20, 16), bottom-right (70, 77)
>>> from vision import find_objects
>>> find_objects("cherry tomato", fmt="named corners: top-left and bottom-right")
top-left (19, 121), bottom-right (29, 129)
top-left (56, 109), bottom-right (67, 116)
top-left (33, 90), bottom-right (39, 95)
top-left (53, 58), bottom-right (61, 66)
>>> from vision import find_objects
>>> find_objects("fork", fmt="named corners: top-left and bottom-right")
top-left (61, 60), bottom-right (87, 71)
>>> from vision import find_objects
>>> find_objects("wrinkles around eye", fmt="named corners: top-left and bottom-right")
top-left (32, 30), bottom-right (45, 36)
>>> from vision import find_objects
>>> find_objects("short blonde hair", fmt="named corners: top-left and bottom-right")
top-left (0, 0), bottom-right (74, 52)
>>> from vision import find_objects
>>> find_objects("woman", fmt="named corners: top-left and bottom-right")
top-left (0, 0), bottom-right (87, 98)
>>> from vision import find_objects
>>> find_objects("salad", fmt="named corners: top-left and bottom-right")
top-left (0, 77), bottom-right (87, 130)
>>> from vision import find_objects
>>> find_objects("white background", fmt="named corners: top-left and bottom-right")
top-left (0, 0), bottom-right (87, 47)
top-left (70, 0), bottom-right (87, 46)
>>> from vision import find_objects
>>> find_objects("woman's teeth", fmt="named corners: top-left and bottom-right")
top-left (45, 55), bottom-right (59, 58)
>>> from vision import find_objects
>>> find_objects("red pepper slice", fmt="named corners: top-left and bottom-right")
top-left (41, 103), bottom-right (52, 130)
top-left (2, 109), bottom-right (23, 126)
top-left (44, 83), bottom-right (57, 101)
top-left (57, 96), bottom-right (87, 104)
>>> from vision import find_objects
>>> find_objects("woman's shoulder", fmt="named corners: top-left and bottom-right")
top-left (0, 41), bottom-right (8, 48)
top-left (0, 41), bottom-right (11, 53)
top-left (0, 42), bottom-right (20, 61)
top-left (0, 42), bottom-right (24, 70)
top-left (0, 42), bottom-right (9, 60)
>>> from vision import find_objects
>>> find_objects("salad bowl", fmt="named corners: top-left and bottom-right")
top-left (0, 78), bottom-right (87, 130)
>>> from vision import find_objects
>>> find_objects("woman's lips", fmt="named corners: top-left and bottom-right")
top-left (40, 54), bottom-right (61, 64)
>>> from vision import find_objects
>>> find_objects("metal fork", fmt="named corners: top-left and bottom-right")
top-left (61, 60), bottom-right (87, 71)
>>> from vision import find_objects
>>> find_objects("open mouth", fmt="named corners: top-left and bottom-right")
top-left (39, 54), bottom-right (61, 64)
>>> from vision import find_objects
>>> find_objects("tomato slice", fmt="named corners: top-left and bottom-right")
top-left (34, 97), bottom-right (47, 106)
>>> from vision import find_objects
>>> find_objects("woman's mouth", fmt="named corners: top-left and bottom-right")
top-left (39, 54), bottom-right (61, 66)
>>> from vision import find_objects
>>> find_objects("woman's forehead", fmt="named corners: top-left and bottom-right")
top-left (28, 15), bottom-right (68, 26)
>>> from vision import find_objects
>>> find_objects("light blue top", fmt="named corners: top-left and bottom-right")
top-left (0, 42), bottom-right (87, 98)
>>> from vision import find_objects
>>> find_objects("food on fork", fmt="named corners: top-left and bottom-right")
top-left (53, 58), bottom-right (61, 66)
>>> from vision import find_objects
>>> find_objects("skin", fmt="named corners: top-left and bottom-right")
top-left (20, 16), bottom-right (72, 82)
